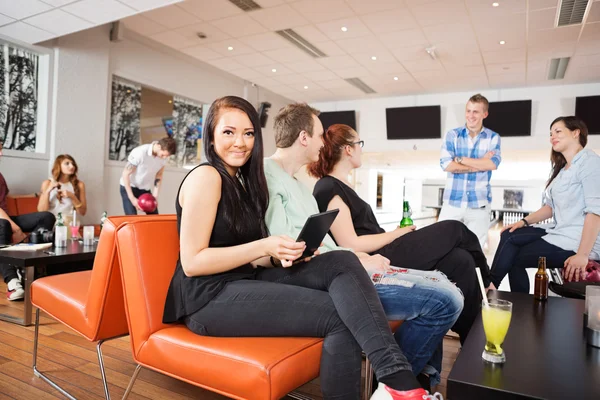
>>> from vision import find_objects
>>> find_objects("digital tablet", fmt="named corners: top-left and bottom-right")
top-left (296, 209), bottom-right (339, 259)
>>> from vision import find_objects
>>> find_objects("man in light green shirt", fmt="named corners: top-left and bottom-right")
top-left (263, 103), bottom-right (463, 393)
top-left (264, 104), bottom-right (389, 270)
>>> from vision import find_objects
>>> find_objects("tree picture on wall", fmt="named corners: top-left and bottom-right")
top-left (0, 45), bottom-right (39, 152)
top-left (172, 96), bottom-right (202, 167)
top-left (109, 79), bottom-right (141, 161)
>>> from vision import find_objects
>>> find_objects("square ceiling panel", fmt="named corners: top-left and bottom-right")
top-left (0, 0), bottom-right (51, 20)
top-left (123, 14), bottom-right (168, 36)
top-left (64, 0), bottom-right (137, 25)
top-left (177, 0), bottom-right (242, 21)
top-left (360, 7), bottom-right (419, 34)
top-left (0, 21), bottom-right (54, 43)
top-left (316, 17), bottom-right (371, 41)
top-left (211, 14), bottom-right (267, 38)
top-left (291, 0), bottom-right (355, 24)
top-left (250, 4), bottom-right (309, 30)
top-left (238, 32), bottom-right (290, 52)
top-left (175, 22), bottom-right (231, 45)
top-left (24, 9), bottom-right (92, 36)
top-left (142, 4), bottom-right (199, 29)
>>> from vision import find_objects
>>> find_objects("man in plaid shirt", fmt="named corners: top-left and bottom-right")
top-left (439, 94), bottom-right (501, 249)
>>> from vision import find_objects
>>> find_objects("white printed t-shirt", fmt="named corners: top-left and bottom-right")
top-left (119, 142), bottom-right (167, 190)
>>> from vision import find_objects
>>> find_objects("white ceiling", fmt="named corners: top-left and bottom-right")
top-left (1, 0), bottom-right (600, 103)
top-left (121, 0), bottom-right (600, 102)
top-left (0, 0), bottom-right (184, 44)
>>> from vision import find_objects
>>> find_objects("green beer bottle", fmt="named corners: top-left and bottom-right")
top-left (100, 211), bottom-right (108, 230)
top-left (399, 201), bottom-right (413, 227)
top-left (56, 212), bottom-right (64, 227)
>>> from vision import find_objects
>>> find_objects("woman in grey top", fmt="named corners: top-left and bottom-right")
top-left (490, 116), bottom-right (600, 292)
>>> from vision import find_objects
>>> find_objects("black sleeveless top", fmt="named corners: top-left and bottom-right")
top-left (313, 176), bottom-right (385, 241)
top-left (163, 163), bottom-right (261, 324)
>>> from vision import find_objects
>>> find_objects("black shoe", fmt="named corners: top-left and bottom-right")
top-left (416, 373), bottom-right (431, 393)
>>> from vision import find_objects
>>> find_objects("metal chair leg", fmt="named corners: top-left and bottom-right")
top-left (33, 309), bottom-right (124, 400)
top-left (287, 391), bottom-right (316, 400)
top-left (32, 308), bottom-right (77, 400)
top-left (121, 364), bottom-right (142, 400)
top-left (97, 340), bottom-right (111, 400)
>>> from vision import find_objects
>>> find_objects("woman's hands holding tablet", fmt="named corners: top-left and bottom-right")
top-left (263, 235), bottom-right (307, 267)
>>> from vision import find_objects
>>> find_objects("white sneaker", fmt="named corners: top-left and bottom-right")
top-left (370, 383), bottom-right (444, 400)
top-left (6, 277), bottom-right (24, 301)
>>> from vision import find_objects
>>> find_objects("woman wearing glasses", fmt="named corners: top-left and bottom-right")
top-left (308, 123), bottom-right (490, 344)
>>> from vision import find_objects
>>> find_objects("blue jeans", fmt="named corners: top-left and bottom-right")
top-left (119, 185), bottom-right (159, 215)
top-left (490, 227), bottom-right (576, 292)
top-left (375, 268), bottom-right (463, 386)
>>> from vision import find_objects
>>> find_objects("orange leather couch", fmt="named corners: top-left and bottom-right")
top-left (115, 216), bottom-right (324, 400)
top-left (6, 195), bottom-right (38, 216)
top-left (30, 215), bottom-right (167, 400)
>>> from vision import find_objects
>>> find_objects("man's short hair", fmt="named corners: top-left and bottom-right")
top-left (468, 93), bottom-right (489, 112)
top-left (158, 136), bottom-right (177, 154)
top-left (273, 103), bottom-right (320, 148)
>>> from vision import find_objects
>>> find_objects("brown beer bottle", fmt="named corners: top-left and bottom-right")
top-left (534, 256), bottom-right (549, 301)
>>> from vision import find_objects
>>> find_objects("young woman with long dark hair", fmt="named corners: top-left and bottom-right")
top-left (163, 96), bottom-right (442, 400)
top-left (308, 124), bottom-right (491, 344)
top-left (489, 116), bottom-right (600, 291)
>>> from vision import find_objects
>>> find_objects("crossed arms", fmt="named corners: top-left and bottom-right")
top-left (440, 131), bottom-right (502, 174)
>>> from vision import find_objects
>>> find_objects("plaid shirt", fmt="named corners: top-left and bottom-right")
top-left (440, 126), bottom-right (501, 208)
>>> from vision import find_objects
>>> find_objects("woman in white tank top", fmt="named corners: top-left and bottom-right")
top-left (37, 155), bottom-right (87, 217)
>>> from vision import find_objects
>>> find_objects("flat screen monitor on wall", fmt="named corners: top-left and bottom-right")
top-left (484, 100), bottom-right (532, 137)
top-left (319, 110), bottom-right (357, 132)
top-left (575, 95), bottom-right (600, 135)
top-left (386, 105), bottom-right (441, 139)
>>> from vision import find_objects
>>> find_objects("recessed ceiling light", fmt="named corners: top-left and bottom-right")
top-left (341, 26), bottom-right (348, 32)
top-left (168, 100), bottom-right (173, 104)
top-left (393, 76), bottom-right (399, 81)
top-left (371, 56), bottom-right (377, 61)
top-left (227, 46), bottom-right (233, 51)
top-left (271, 68), bottom-right (277, 72)
top-left (499, 40), bottom-right (506, 45)
top-left (304, 85), bottom-right (309, 89)
top-left (492, 2), bottom-right (499, 7)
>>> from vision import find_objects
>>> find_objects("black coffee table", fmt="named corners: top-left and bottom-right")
top-left (447, 291), bottom-right (600, 399)
top-left (0, 240), bottom-right (97, 326)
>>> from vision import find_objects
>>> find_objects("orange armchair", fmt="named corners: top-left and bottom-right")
top-left (115, 216), bottom-right (325, 400)
top-left (30, 215), bottom-right (172, 400)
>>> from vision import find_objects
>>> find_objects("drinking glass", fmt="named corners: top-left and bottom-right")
top-left (83, 226), bottom-right (95, 247)
top-left (70, 222), bottom-right (80, 240)
top-left (482, 299), bottom-right (513, 363)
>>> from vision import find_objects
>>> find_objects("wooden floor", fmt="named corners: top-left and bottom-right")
top-left (0, 285), bottom-right (460, 400)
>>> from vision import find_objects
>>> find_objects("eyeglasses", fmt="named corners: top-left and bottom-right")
top-left (350, 140), bottom-right (364, 148)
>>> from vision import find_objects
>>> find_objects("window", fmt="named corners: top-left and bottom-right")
top-left (0, 44), bottom-right (40, 152)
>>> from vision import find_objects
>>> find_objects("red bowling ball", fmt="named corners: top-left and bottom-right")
top-left (138, 193), bottom-right (157, 213)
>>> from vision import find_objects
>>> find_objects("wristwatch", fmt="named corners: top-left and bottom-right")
top-left (455, 156), bottom-right (463, 164)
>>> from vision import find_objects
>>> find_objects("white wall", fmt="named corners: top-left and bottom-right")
top-left (52, 25), bottom-right (112, 223)
top-left (313, 83), bottom-right (600, 153)
top-left (2, 25), bottom-right (292, 222)
top-left (312, 84), bottom-right (600, 212)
